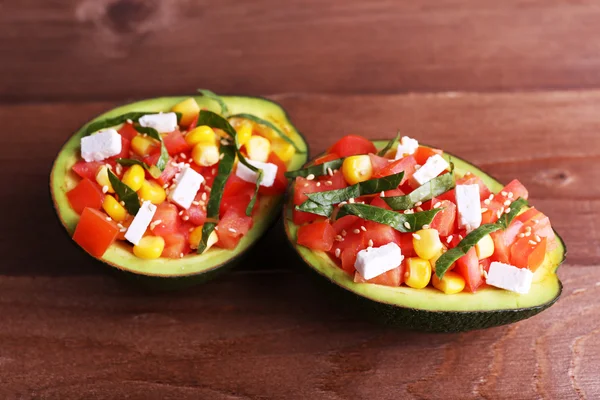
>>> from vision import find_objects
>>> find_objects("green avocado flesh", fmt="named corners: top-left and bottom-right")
top-left (284, 141), bottom-right (566, 331)
top-left (51, 95), bottom-right (309, 281)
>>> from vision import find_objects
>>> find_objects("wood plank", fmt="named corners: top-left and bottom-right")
top-left (4, 1), bottom-right (600, 101)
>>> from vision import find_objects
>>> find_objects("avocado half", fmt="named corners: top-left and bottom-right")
top-left (51, 95), bottom-right (309, 289)
top-left (283, 140), bottom-right (566, 332)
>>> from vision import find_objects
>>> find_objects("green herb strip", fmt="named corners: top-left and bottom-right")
top-left (133, 125), bottom-right (169, 172)
top-left (198, 89), bottom-right (230, 116)
top-left (83, 112), bottom-right (182, 137)
top-left (336, 203), bottom-right (441, 233)
top-left (383, 172), bottom-right (455, 210)
top-left (107, 169), bottom-right (140, 216)
top-left (434, 197), bottom-right (528, 278)
top-left (197, 144), bottom-right (236, 254)
top-left (229, 113), bottom-right (305, 153)
top-left (284, 158), bottom-right (344, 179)
top-left (378, 131), bottom-right (401, 156)
top-left (115, 158), bottom-right (162, 179)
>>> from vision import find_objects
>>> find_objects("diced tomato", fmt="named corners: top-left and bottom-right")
top-left (72, 207), bottom-right (119, 257)
top-left (334, 228), bottom-right (367, 274)
top-left (328, 135), bottom-right (377, 157)
top-left (413, 146), bottom-right (443, 165)
top-left (297, 220), bottom-right (335, 252)
top-left (396, 233), bottom-right (416, 258)
top-left (354, 265), bottom-right (404, 287)
top-left (429, 198), bottom-right (457, 237)
top-left (161, 232), bottom-right (190, 259)
top-left (373, 155), bottom-right (416, 185)
top-left (150, 202), bottom-right (180, 237)
top-left (368, 154), bottom-right (390, 176)
top-left (383, 188), bottom-right (405, 197)
top-left (143, 154), bottom-right (178, 186)
top-left (109, 136), bottom-right (131, 160)
top-left (66, 178), bottom-right (104, 214)
top-left (491, 219), bottom-right (523, 264)
top-left (72, 161), bottom-right (106, 181)
top-left (511, 237), bottom-right (547, 271)
top-left (221, 174), bottom-right (257, 217)
top-left (455, 248), bottom-right (483, 292)
top-left (363, 220), bottom-right (400, 248)
top-left (118, 123), bottom-right (139, 141)
top-left (216, 209), bottom-right (253, 249)
top-left (332, 215), bottom-right (360, 235)
top-left (318, 170), bottom-right (348, 191)
top-left (479, 258), bottom-right (491, 273)
top-left (312, 153), bottom-right (341, 166)
top-left (369, 195), bottom-right (392, 210)
top-left (456, 174), bottom-right (492, 201)
top-left (483, 179), bottom-right (529, 224)
top-left (292, 177), bottom-right (324, 225)
top-left (163, 130), bottom-right (191, 156)
top-left (191, 164), bottom-right (219, 187)
top-left (259, 152), bottom-right (288, 196)
top-left (187, 204), bottom-right (207, 226)
top-left (515, 208), bottom-right (556, 248)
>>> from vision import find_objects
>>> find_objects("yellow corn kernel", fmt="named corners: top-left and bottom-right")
top-left (428, 244), bottom-right (447, 269)
top-left (432, 271), bottom-right (466, 294)
top-left (171, 97), bottom-right (200, 127)
top-left (270, 139), bottom-right (295, 163)
top-left (121, 164), bottom-right (145, 191)
top-left (138, 180), bottom-right (166, 205)
top-left (102, 194), bottom-right (127, 222)
top-left (342, 155), bottom-right (373, 185)
top-left (185, 125), bottom-right (216, 146)
top-left (405, 257), bottom-right (432, 289)
top-left (131, 135), bottom-right (158, 157)
top-left (133, 236), bottom-right (165, 259)
top-left (413, 229), bottom-right (443, 260)
top-left (189, 227), bottom-right (219, 250)
top-left (475, 234), bottom-right (495, 260)
top-left (192, 142), bottom-right (220, 167)
top-left (245, 135), bottom-right (271, 162)
top-left (95, 165), bottom-right (114, 193)
top-left (235, 120), bottom-right (253, 147)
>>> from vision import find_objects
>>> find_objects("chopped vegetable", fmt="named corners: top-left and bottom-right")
top-left (336, 203), bottom-right (440, 233)
top-left (107, 169), bottom-right (140, 215)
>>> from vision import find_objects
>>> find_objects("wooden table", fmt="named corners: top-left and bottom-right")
top-left (2, 1), bottom-right (599, 399)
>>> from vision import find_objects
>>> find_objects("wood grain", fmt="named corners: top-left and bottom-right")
top-left (1, 91), bottom-right (599, 398)
top-left (4, 0), bottom-right (600, 102)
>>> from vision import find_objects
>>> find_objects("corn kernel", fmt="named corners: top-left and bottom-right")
top-left (413, 229), bottom-right (443, 260)
top-left (405, 257), bottom-right (432, 289)
top-left (133, 236), bottom-right (165, 259)
top-left (475, 234), bottom-right (495, 260)
top-left (235, 120), bottom-right (253, 147)
top-left (428, 244), bottom-right (448, 269)
top-left (270, 139), bottom-right (295, 163)
top-left (121, 164), bottom-right (145, 191)
top-left (102, 194), bottom-right (128, 222)
top-left (189, 227), bottom-right (219, 251)
top-left (131, 135), bottom-right (158, 157)
top-left (432, 271), bottom-right (466, 294)
top-left (95, 165), bottom-right (114, 193)
top-left (342, 155), bottom-right (373, 185)
top-left (138, 180), bottom-right (166, 204)
top-left (171, 97), bottom-right (200, 127)
top-left (245, 135), bottom-right (271, 162)
top-left (192, 142), bottom-right (220, 167)
top-left (185, 125), bottom-right (216, 146)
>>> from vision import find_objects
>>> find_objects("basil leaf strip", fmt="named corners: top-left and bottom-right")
top-left (229, 113), bottom-right (305, 153)
top-left (115, 158), bottom-right (162, 179)
top-left (197, 144), bottom-right (236, 254)
top-left (196, 110), bottom-right (262, 217)
top-left (107, 169), bottom-right (140, 216)
top-left (295, 201), bottom-right (334, 218)
top-left (434, 197), bottom-right (528, 279)
top-left (383, 172), bottom-right (455, 210)
top-left (83, 112), bottom-right (182, 136)
top-left (378, 131), bottom-right (401, 156)
top-left (198, 89), bottom-right (230, 116)
top-left (336, 204), bottom-right (441, 233)
top-left (284, 158), bottom-right (345, 179)
top-left (133, 125), bottom-right (169, 172)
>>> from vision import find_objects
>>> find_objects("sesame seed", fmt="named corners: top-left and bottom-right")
top-left (116, 164), bottom-right (123, 175)
top-left (180, 153), bottom-right (187, 159)
top-left (504, 208), bottom-right (511, 214)
top-left (422, 224), bottom-right (430, 229)
top-left (219, 153), bottom-right (225, 160)
top-left (142, 133), bottom-right (148, 137)
top-left (119, 201), bottom-right (125, 206)
top-left (459, 235), bottom-right (464, 240)
top-left (325, 181), bottom-right (333, 186)
top-left (412, 233), bottom-right (421, 240)
top-left (220, 139), bottom-right (229, 146)
top-left (327, 168), bottom-right (334, 176)
top-left (335, 235), bottom-right (343, 242)
top-left (192, 201), bottom-right (200, 206)
top-left (404, 209), bottom-right (414, 214)
top-left (179, 253), bottom-right (184, 258)
top-left (338, 201), bottom-right (348, 207)
top-left (403, 222), bottom-right (411, 229)
top-left (178, 210), bottom-right (184, 216)
top-left (532, 219), bottom-right (539, 224)
top-left (316, 182), bottom-right (321, 187)
top-left (182, 215), bottom-right (189, 221)
top-left (416, 206), bottom-right (424, 212)
top-left (335, 248), bottom-right (341, 258)
top-left (414, 165), bottom-right (422, 170)
top-left (488, 194), bottom-right (495, 200)
top-left (483, 199), bottom-right (491, 205)
top-left (106, 216), bottom-right (112, 221)
top-left (481, 208), bottom-right (488, 213)
top-left (102, 185), bottom-right (109, 193)
top-left (535, 234), bottom-right (542, 243)
top-left (306, 174), bottom-right (315, 180)
top-left (503, 200), bottom-right (511, 206)
top-left (518, 233), bottom-right (525, 238)
top-left (106, 164), bottom-right (113, 170)
top-left (228, 228), bottom-right (237, 233)
top-left (482, 270), bottom-right (488, 279)
top-left (446, 235), bottom-right (453, 243)
top-left (360, 225), bottom-right (367, 232)
top-left (353, 229), bottom-right (360, 234)
top-left (380, 191), bottom-right (385, 197)
top-left (433, 202), bottom-right (442, 209)
top-left (120, 228), bottom-right (127, 233)
top-left (341, 230), bottom-right (347, 237)
top-left (507, 192), bottom-right (514, 199)
top-left (349, 198), bottom-right (355, 204)
top-left (368, 239), bottom-right (374, 247)
top-left (415, 201), bottom-right (423, 207)
top-left (117, 223), bottom-right (124, 229)
top-left (528, 240), bottom-right (537, 245)
top-left (126, 119), bottom-right (133, 124)
top-left (501, 191), bottom-right (508, 196)
top-left (525, 226), bottom-right (532, 232)
top-left (189, 227), bottom-right (194, 232)
top-left (303, 183), bottom-right (309, 187)
top-left (525, 231), bottom-right (531, 237)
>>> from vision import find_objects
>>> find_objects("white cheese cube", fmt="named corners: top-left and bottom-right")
top-left (411, 154), bottom-right (449, 186)
top-left (235, 160), bottom-right (278, 188)
top-left (486, 261), bottom-right (534, 294)
top-left (80, 129), bottom-right (122, 162)
top-left (354, 242), bottom-right (403, 280)
top-left (138, 112), bottom-right (178, 133)
top-left (125, 201), bottom-right (157, 245)
top-left (456, 184), bottom-right (482, 233)
top-left (168, 166), bottom-right (205, 209)
top-left (395, 136), bottom-right (419, 159)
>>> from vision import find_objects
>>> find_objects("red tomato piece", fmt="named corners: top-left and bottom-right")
top-left (259, 152), bottom-right (288, 196)
top-left (491, 219), bottom-right (524, 264)
top-left (429, 198), bottom-right (457, 237)
top-left (455, 247), bottom-right (483, 292)
top-left (72, 161), bottom-right (106, 181)
top-left (354, 265), bottom-right (404, 287)
top-left (510, 237), bottom-right (547, 271)
top-left (413, 147), bottom-right (443, 165)
top-left (118, 123), bottom-right (139, 141)
top-left (369, 195), bottom-right (392, 210)
top-left (373, 155), bottom-right (416, 185)
top-left (150, 202), bottom-right (180, 237)
top-left (297, 220), bottom-right (335, 252)
top-left (483, 179), bottom-right (529, 223)
top-left (368, 153), bottom-right (391, 176)
top-left (396, 233), bottom-right (416, 258)
top-left (318, 170), bottom-right (348, 191)
top-left (161, 232), bottom-right (190, 259)
top-left (332, 215), bottom-right (361, 235)
top-left (312, 153), bottom-right (341, 166)
top-left (216, 209), bottom-right (253, 249)
top-left (328, 135), bottom-right (377, 157)
top-left (363, 220), bottom-right (400, 248)
top-left (72, 207), bottom-right (119, 257)
top-left (334, 228), bottom-right (367, 274)
top-left (187, 192), bottom-right (207, 226)
top-left (292, 176), bottom-right (324, 225)
top-left (109, 136), bottom-right (131, 160)
top-left (143, 154), bottom-right (178, 186)
top-left (66, 178), bottom-right (104, 214)
top-left (220, 174), bottom-right (257, 217)
top-left (163, 130), bottom-right (191, 156)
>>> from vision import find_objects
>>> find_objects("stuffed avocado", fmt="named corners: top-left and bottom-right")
top-left (51, 91), bottom-right (308, 287)
top-left (283, 134), bottom-right (565, 332)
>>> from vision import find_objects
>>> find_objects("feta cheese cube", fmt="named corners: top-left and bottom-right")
top-left (354, 242), bottom-right (403, 280)
top-left (80, 129), bottom-right (122, 162)
top-left (168, 166), bottom-right (204, 209)
top-left (138, 112), bottom-right (178, 133)
top-left (235, 160), bottom-right (278, 188)
top-left (411, 154), bottom-right (449, 186)
top-left (456, 184), bottom-right (482, 233)
top-left (395, 136), bottom-right (419, 159)
top-left (125, 201), bottom-right (157, 245)
top-left (486, 261), bottom-right (534, 294)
